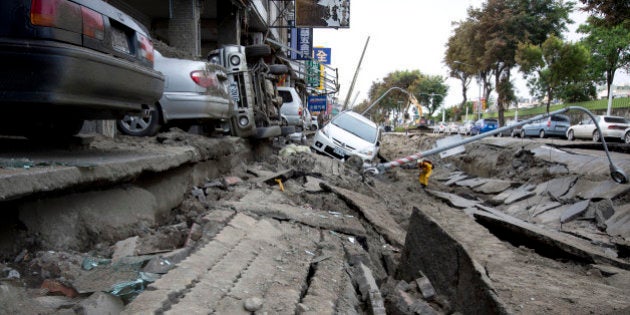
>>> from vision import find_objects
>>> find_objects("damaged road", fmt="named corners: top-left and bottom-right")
top-left (1, 130), bottom-right (630, 314)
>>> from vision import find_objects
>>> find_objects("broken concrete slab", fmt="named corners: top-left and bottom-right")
top-left (253, 168), bottom-right (295, 185)
top-left (560, 199), bottom-right (591, 224)
top-left (472, 210), bottom-right (630, 270)
top-left (320, 182), bottom-right (406, 247)
top-left (591, 264), bottom-right (627, 277)
top-left (606, 203), bottom-right (630, 239)
top-left (562, 178), bottom-right (630, 200)
top-left (444, 173), bottom-right (470, 186)
top-left (142, 247), bottom-right (192, 274)
top-left (224, 200), bottom-right (367, 238)
top-left (531, 201), bottom-right (563, 218)
top-left (425, 189), bottom-right (479, 209)
top-left (472, 179), bottom-right (513, 194)
top-left (303, 176), bottom-right (324, 193)
top-left (355, 262), bottom-right (386, 314)
top-left (491, 185), bottom-right (536, 205)
top-left (534, 176), bottom-right (577, 199)
top-left (455, 177), bottom-right (487, 188)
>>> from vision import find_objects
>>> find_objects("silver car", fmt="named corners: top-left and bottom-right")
top-left (118, 50), bottom-right (232, 136)
top-left (277, 87), bottom-right (306, 131)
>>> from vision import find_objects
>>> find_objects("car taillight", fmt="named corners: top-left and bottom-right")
top-left (138, 34), bottom-right (154, 63)
top-left (81, 7), bottom-right (104, 39)
top-left (298, 107), bottom-right (303, 116)
top-left (547, 119), bottom-right (551, 128)
top-left (31, 0), bottom-right (104, 39)
top-left (191, 71), bottom-right (218, 88)
top-left (608, 125), bottom-right (626, 130)
top-left (31, 0), bottom-right (82, 33)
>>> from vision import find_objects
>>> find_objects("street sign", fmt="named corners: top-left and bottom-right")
top-left (313, 47), bottom-right (331, 64)
top-left (290, 27), bottom-right (312, 60)
top-left (306, 60), bottom-right (320, 87)
top-left (307, 95), bottom-right (327, 112)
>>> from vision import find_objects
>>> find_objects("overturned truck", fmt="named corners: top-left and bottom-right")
top-left (208, 44), bottom-right (294, 139)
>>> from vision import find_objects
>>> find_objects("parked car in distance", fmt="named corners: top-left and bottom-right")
top-left (117, 50), bottom-right (232, 136)
top-left (497, 119), bottom-right (522, 137)
top-left (446, 122), bottom-right (460, 134)
top-left (311, 111), bottom-right (381, 163)
top-left (311, 115), bottom-right (320, 131)
top-left (433, 121), bottom-right (447, 133)
top-left (458, 120), bottom-right (474, 135)
top-left (520, 114), bottom-right (570, 139)
top-left (566, 115), bottom-right (629, 142)
top-left (470, 118), bottom-right (498, 135)
top-left (0, 0), bottom-right (164, 139)
top-left (623, 127), bottom-right (630, 144)
top-left (278, 86), bottom-right (306, 131)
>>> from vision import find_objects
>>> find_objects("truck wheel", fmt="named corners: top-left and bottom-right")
top-left (246, 44), bottom-right (271, 60)
top-left (269, 64), bottom-right (289, 75)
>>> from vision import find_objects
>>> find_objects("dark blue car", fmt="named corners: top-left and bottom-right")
top-left (471, 118), bottom-right (498, 135)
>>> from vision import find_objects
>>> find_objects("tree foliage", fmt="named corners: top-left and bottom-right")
top-left (578, 0), bottom-right (630, 29)
top-left (516, 35), bottom-right (591, 112)
top-left (578, 17), bottom-right (630, 96)
top-left (366, 70), bottom-right (448, 125)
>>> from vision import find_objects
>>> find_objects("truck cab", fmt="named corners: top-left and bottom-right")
top-left (208, 44), bottom-right (293, 139)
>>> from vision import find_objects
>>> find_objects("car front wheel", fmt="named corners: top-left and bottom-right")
top-left (117, 104), bottom-right (161, 137)
top-left (625, 131), bottom-right (630, 144)
top-left (567, 130), bottom-right (575, 141)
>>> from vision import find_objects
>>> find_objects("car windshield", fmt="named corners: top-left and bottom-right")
top-left (332, 113), bottom-right (377, 143)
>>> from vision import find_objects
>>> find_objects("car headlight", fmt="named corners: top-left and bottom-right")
top-left (357, 147), bottom-right (374, 156)
top-left (230, 55), bottom-right (241, 66)
top-left (321, 125), bottom-right (330, 137)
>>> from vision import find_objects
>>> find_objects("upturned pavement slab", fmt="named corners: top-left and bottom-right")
top-left (320, 182), bottom-right (406, 247)
top-left (425, 189), bottom-right (479, 209)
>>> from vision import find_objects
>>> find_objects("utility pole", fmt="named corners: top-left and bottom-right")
top-left (342, 36), bottom-right (370, 111)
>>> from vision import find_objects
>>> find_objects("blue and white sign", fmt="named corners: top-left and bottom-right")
top-left (290, 27), bottom-right (313, 60)
top-left (313, 47), bottom-right (331, 64)
top-left (307, 95), bottom-right (327, 112)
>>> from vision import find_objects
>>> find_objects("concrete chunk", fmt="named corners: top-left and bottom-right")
top-left (560, 200), bottom-right (590, 224)
top-left (76, 292), bottom-right (124, 315)
top-left (415, 276), bottom-right (436, 301)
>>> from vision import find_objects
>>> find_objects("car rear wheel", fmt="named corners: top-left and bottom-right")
top-left (539, 130), bottom-right (545, 138)
top-left (117, 104), bottom-right (161, 137)
top-left (625, 131), bottom-right (630, 144)
top-left (246, 45), bottom-right (271, 61)
top-left (567, 130), bottom-right (575, 141)
top-left (269, 64), bottom-right (289, 75)
top-left (592, 131), bottom-right (601, 142)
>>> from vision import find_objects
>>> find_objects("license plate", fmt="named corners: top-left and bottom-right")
top-left (333, 147), bottom-right (346, 157)
top-left (111, 27), bottom-right (130, 54)
top-left (229, 83), bottom-right (240, 102)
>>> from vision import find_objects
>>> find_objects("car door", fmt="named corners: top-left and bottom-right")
top-left (573, 118), bottom-right (594, 139)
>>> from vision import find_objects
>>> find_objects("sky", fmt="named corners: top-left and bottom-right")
top-left (312, 0), bottom-right (628, 111)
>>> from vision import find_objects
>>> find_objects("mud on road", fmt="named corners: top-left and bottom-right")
top-left (0, 130), bottom-right (629, 314)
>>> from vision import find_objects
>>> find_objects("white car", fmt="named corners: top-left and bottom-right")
top-left (458, 120), bottom-right (474, 135)
top-left (566, 115), bottom-right (629, 142)
top-left (311, 111), bottom-right (381, 162)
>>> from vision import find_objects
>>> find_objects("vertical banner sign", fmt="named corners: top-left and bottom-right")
top-left (290, 27), bottom-right (313, 60)
top-left (306, 60), bottom-right (320, 87)
top-left (318, 64), bottom-right (325, 90)
top-left (307, 95), bottom-right (327, 112)
top-left (313, 47), bottom-right (331, 64)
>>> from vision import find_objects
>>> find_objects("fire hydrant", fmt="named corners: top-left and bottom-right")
top-left (418, 160), bottom-right (433, 188)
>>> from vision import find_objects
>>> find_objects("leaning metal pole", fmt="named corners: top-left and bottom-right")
top-left (342, 36), bottom-right (370, 111)
top-left (367, 106), bottom-right (628, 184)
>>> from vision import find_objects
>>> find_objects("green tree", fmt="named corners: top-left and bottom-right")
top-left (578, 18), bottom-right (630, 97)
top-left (469, 0), bottom-right (573, 126)
top-left (578, 0), bottom-right (630, 29)
top-left (516, 35), bottom-right (591, 112)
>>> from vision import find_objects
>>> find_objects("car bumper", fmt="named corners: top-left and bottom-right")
top-left (311, 131), bottom-right (375, 162)
top-left (161, 92), bottom-right (232, 122)
top-left (0, 38), bottom-right (164, 119)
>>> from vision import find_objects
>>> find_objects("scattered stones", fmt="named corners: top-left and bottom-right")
top-left (415, 274), bottom-right (436, 301)
top-left (244, 297), bottom-right (263, 311)
top-left (112, 236), bottom-right (139, 263)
